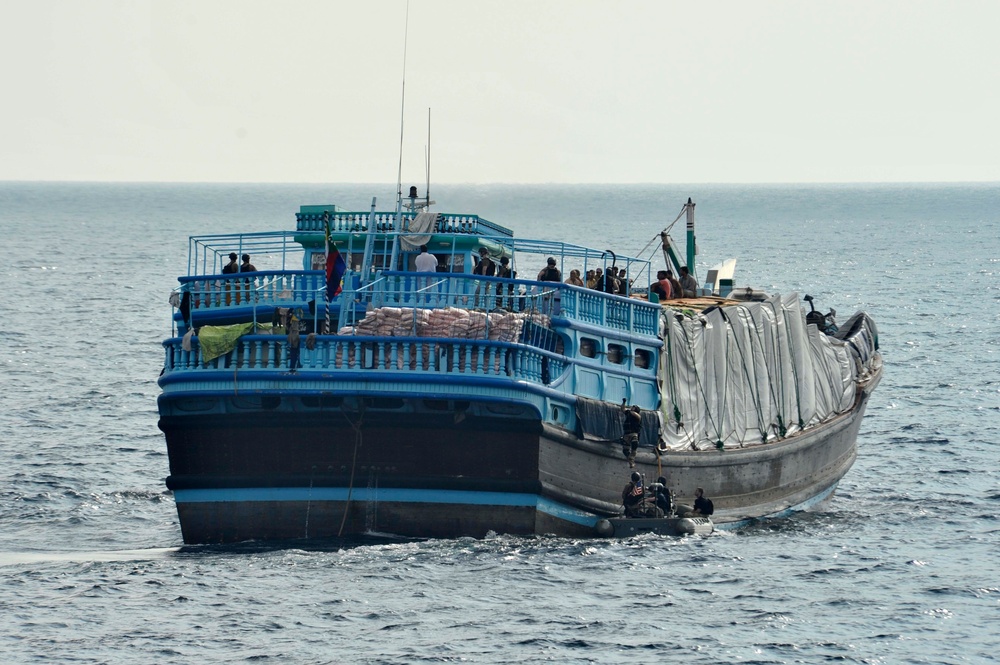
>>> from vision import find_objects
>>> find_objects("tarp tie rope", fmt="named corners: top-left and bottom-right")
top-left (727, 306), bottom-right (768, 445)
top-left (679, 317), bottom-right (724, 449)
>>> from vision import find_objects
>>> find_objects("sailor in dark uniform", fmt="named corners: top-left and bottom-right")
top-left (692, 487), bottom-right (714, 516)
top-left (621, 402), bottom-right (642, 467)
top-left (622, 472), bottom-right (644, 517)
top-left (653, 476), bottom-right (672, 516)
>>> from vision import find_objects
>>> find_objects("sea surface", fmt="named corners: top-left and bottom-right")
top-left (0, 182), bottom-right (997, 664)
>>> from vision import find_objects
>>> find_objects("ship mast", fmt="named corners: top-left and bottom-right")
top-left (384, 1), bottom-right (411, 276)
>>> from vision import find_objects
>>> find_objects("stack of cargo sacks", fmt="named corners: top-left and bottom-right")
top-left (333, 325), bottom-right (357, 368)
top-left (491, 312), bottom-right (525, 343)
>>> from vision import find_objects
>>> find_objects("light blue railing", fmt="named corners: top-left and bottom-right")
top-left (178, 270), bottom-right (326, 311)
top-left (295, 211), bottom-right (513, 238)
top-left (162, 335), bottom-right (566, 385)
top-left (175, 269), bottom-right (660, 338)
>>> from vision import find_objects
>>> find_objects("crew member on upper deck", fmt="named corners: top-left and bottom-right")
top-left (679, 266), bottom-right (697, 298)
top-left (650, 270), bottom-right (672, 301)
top-left (415, 245), bottom-right (438, 272)
top-left (473, 247), bottom-right (495, 277)
top-left (222, 253), bottom-right (239, 274)
top-left (240, 254), bottom-right (257, 272)
top-left (537, 257), bottom-right (561, 282)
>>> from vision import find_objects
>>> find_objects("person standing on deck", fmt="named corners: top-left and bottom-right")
top-left (222, 253), bottom-right (239, 274)
top-left (615, 267), bottom-right (629, 295)
top-left (536, 257), bottom-right (561, 282)
top-left (415, 244), bottom-right (438, 304)
top-left (415, 245), bottom-right (438, 272)
top-left (222, 252), bottom-right (239, 305)
top-left (473, 247), bottom-right (496, 277)
top-left (597, 267), bottom-right (618, 294)
top-left (536, 257), bottom-right (561, 314)
top-left (565, 269), bottom-right (584, 287)
top-left (239, 254), bottom-right (257, 304)
top-left (472, 248), bottom-right (495, 308)
top-left (496, 256), bottom-right (514, 309)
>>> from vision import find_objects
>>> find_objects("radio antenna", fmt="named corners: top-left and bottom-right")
top-left (425, 108), bottom-right (431, 208)
top-left (395, 0), bottom-right (410, 207)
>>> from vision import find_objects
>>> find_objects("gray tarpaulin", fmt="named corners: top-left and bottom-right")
top-left (659, 293), bottom-right (879, 451)
top-left (400, 212), bottom-right (439, 251)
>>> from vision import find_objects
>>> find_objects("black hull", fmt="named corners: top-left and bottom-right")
top-left (160, 386), bottom-right (875, 544)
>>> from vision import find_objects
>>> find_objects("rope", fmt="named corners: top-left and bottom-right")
top-left (765, 300), bottom-right (790, 438)
top-left (635, 206), bottom-right (686, 257)
top-left (780, 302), bottom-right (806, 430)
top-left (304, 466), bottom-right (315, 538)
top-left (750, 302), bottom-right (784, 440)
top-left (337, 404), bottom-right (366, 537)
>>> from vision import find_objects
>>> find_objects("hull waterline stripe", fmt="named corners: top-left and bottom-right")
top-left (173, 481), bottom-right (842, 532)
top-left (173, 487), bottom-right (601, 527)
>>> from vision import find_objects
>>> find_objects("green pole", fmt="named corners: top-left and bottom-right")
top-left (685, 198), bottom-right (696, 280)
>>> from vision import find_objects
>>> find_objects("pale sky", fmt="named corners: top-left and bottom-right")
top-left (3, 0), bottom-right (999, 183)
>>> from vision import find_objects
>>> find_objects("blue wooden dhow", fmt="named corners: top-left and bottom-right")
top-left (158, 197), bottom-right (882, 543)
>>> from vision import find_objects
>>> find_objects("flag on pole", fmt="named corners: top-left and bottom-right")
top-left (325, 215), bottom-right (346, 300)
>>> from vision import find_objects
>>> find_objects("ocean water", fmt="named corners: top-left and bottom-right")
top-left (0, 182), bottom-right (997, 664)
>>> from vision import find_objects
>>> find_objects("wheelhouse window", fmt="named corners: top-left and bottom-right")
top-left (607, 344), bottom-right (626, 364)
top-left (579, 337), bottom-right (598, 358)
top-left (634, 349), bottom-right (652, 369)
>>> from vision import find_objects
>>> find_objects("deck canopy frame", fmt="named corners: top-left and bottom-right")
top-left (507, 237), bottom-right (652, 289)
top-left (187, 231), bottom-right (304, 277)
top-left (185, 230), bottom-right (654, 288)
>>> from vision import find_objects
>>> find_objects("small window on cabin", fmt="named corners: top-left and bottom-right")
top-left (580, 338), bottom-right (598, 358)
top-left (607, 344), bottom-right (625, 364)
top-left (634, 349), bottom-right (651, 369)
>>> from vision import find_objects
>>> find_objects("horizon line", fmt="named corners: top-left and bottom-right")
top-left (2, 179), bottom-right (999, 187)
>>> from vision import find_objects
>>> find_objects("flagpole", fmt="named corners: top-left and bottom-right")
top-left (324, 211), bottom-right (332, 334)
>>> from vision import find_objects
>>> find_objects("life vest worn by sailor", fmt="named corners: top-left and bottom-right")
top-left (622, 472), bottom-right (644, 517)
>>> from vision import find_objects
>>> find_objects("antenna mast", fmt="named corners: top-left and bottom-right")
top-left (425, 108), bottom-right (431, 208)
top-left (395, 0), bottom-right (410, 207)
top-left (387, 1), bottom-right (411, 274)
